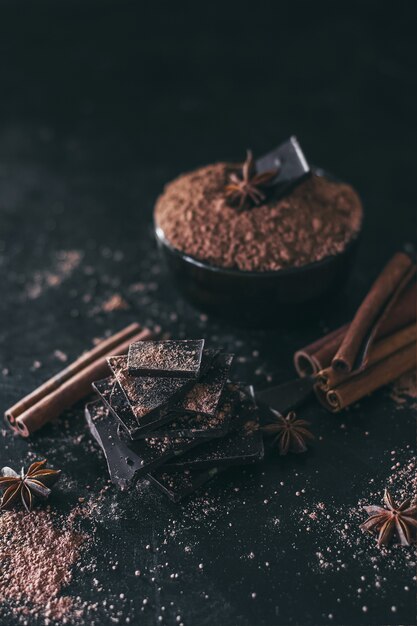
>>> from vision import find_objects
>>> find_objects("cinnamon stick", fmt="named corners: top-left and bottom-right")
top-left (6, 322), bottom-right (142, 425)
top-left (315, 341), bottom-right (416, 412)
top-left (294, 324), bottom-right (348, 377)
top-left (316, 323), bottom-right (416, 391)
top-left (5, 325), bottom-right (153, 437)
top-left (294, 278), bottom-right (416, 376)
top-left (331, 252), bottom-right (415, 373)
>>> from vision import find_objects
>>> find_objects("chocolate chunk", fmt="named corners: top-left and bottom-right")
top-left (148, 465), bottom-right (224, 503)
top-left (255, 136), bottom-right (311, 200)
top-left (144, 383), bottom-right (238, 439)
top-left (85, 401), bottom-right (143, 490)
top-left (93, 376), bottom-right (180, 439)
top-left (164, 399), bottom-right (264, 471)
top-left (107, 350), bottom-right (216, 424)
top-left (127, 339), bottom-right (204, 378)
top-left (85, 399), bottom-right (209, 487)
top-left (178, 353), bottom-right (234, 417)
top-left (255, 377), bottom-right (315, 415)
top-left (117, 428), bottom-right (205, 478)
top-left (94, 377), bottom-right (237, 440)
top-left (93, 377), bottom-right (143, 439)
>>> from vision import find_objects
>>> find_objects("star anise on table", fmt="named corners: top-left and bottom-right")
top-left (261, 410), bottom-right (314, 455)
top-left (225, 149), bottom-right (279, 211)
top-left (0, 459), bottom-right (61, 512)
top-left (360, 489), bottom-right (417, 546)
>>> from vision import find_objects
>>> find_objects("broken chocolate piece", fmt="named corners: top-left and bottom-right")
top-left (178, 353), bottom-right (234, 417)
top-left (164, 400), bottom-right (264, 471)
top-left (107, 350), bottom-right (216, 425)
top-left (148, 465), bottom-right (224, 503)
top-left (93, 377), bottom-right (178, 439)
top-left (255, 377), bottom-right (315, 415)
top-left (128, 339), bottom-right (204, 378)
top-left (152, 383), bottom-right (237, 439)
top-left (255, 136), bottom-right (311, 200)
top-left (85, 401), bottom-right (143, 490)
top-left (164, 423), bottom-right (264, 471)
top-left (85, 399), bottom-right (209, 487)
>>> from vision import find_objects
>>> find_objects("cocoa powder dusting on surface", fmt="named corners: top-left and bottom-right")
top-left (155, 164), bottom-right (363, 272)
top-left (0, 507), bottom-right (86, 623)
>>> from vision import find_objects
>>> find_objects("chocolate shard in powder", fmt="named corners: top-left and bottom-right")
top-left (107, 350), bottom-right (216, 425)
top-left (127, 339), bottom-right (204, 378)
top-left (255, 136), bottom-right (311, 199)
top-left (147, 465), bottom-right (225, 503)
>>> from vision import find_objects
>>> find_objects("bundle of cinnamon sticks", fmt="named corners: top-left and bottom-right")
top-left (5, 323), bottom-right (153, 437)
top-left (294, 252), bottom-right (416, 412)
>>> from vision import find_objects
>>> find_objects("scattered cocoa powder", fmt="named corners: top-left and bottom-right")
top-left (155, 164), bottom-right (362, 272)
top-left (101, 294), bottom-right (129, 313)
top-left (24, 250), bottom-right (83, 300)
top-left (0, 507), bottom-right (87, 623)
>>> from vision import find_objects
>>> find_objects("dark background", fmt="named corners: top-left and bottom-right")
top-left (0, 2), bottom-right (416, 625)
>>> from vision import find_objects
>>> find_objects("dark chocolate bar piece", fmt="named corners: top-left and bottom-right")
top-left (93, 377), bottom-right (179, 439)
top-left (127, 339), bottom-right (204, 378)
top-left (85, 399), bottom-right (210, 487)
top-left (256, 136), bottom-right (310, 200)
top-left (151, 383), bottom-right (237, 439)
top-left (164, 401), bottom-right (264, 471)
top-left (164, 423), bottom-right (264, 471)
top-left (85, 401), bottom-right (143, 490)
top-left (148, 465), bottom-right (225, 503)
top-left (94, 376), bottom-right (237, 441)
top-left (107, 350), bottom-right (216, 425)
top-left (178, 353), bottom-right (234, 417)
top-left (255, 377), bottom-right (315, 415)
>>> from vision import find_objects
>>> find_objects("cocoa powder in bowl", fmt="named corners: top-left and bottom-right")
top-left (154, 163), bottom-right (363, 273)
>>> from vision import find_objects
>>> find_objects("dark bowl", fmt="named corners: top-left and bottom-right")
top-left (154, 168), bottom-right (362, 327)
top-left (155, 224), bottom-right (360, 327)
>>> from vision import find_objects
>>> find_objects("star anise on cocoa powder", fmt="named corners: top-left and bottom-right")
top-left (360, 489), bottom-right (417, 546)
top-left (261, 410), bottom-right (314, 455)
top-left (225, 150), bottom-right (279, 211)
top-left (0, 459), bottom-right (61, 512)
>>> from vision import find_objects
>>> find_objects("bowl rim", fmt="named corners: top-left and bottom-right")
top-left (155, 223), bottom-right (361, 279)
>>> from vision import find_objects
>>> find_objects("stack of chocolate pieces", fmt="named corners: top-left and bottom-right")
top-left (85, 339), bottom-right (264, 501)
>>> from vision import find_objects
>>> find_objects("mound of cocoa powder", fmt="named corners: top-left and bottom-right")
top-left (155, 163), bottom-right (363, 272)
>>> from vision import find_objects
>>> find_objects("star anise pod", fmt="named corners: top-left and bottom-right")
top-left (225, 150), bottom-right (279, 211)
top-left (360, 489), bottom-right (417, 546)
top-left (0, 459), bottom-right (61, 512)
top-left (261, 410), bottom-right (314, 455)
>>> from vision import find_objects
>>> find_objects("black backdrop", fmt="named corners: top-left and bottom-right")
top-left (0, 2), bottom-right (416, 625)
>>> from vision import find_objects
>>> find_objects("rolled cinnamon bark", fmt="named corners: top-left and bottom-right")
top-left (315, 341), bottom-right (416, 412)
top-left (294, 325), bottom-right (347, 377)
top-left (331, 252), bottom-right (415, 373)
top-left (6, 326), bottom-right (153, 437)
top-left (6, 322), bottom-right (142, 425)
top-left (316, 323), bottom-right (416, 391)
top-left (294, 278), bottom-right (416, 376)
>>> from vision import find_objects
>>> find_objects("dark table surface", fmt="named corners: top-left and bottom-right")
top-left (0, 2), bottom-right (416, 625)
